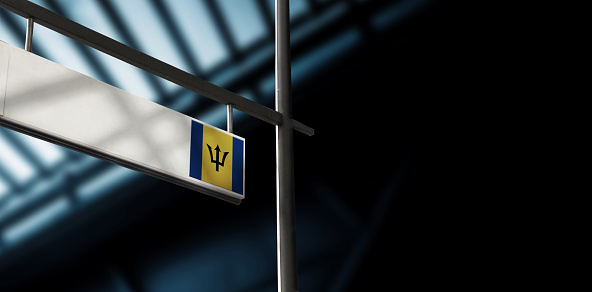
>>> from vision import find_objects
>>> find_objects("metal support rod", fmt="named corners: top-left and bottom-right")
top-left (25, 17), bottom-right (34, 52)
top-left (227, 104), bottom-right (233, 133)
top-left (275, 1), bottom-right (298, 291)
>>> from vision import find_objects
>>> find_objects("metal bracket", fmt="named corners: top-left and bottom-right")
top-left (227, 104), bottom-right (233, 133)
top-left (25, 17), bottom-right (34, 52)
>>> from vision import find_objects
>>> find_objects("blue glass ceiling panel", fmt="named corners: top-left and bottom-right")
top-left (52, 0), bottom-right (125, 42)
top-left (111, 0), bottom-right (187, 69)
top-left (111, 0), bottom-right (190, 92)
top-left (78, 165), bottom-right (139, 203)
top-left (0, 11), bottom-right (21, 47)
top-left (218, 0), bottom-right (266, 49)
top-left (2, 196), bottom-right (69, 245)
top-left (0, 178), bottom-right (8, 200)
top-left (0, 132), bottom-right (36, 185)
top-left (34, 27), bottom-right (94, 78)
top-left (50, 0), bottom-right (158, 101)
top-left (12, 132), bottom-right (64, 169)
top-left (167, 0), bottom-right (229, 72)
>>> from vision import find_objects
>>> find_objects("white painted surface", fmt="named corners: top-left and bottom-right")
top-left (0, 41), bottom-right (8, 116)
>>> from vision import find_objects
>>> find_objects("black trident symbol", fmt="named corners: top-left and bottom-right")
top-left (206, 144), bottom-right (229, 172)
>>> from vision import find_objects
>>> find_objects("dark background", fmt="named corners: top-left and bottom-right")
top-left (0, 1), bottom-right (494, 291)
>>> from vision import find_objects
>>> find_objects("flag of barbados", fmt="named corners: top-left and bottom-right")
top-left (189, 120), bottom-right (244, 195)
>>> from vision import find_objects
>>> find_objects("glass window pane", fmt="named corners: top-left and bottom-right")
top-left (15, 134), bottom-right (64, 168)
top-left (3, 196), bottom-right (70, 245)
top-left (218, 0), bottom-right (266, 49)
top-left (0, 12), bottom-right (23, 47)
top-left (167, 0), bottom-right (229, 72)
top-left (0, 133), bottom-right (37, 184)
top-left (0, 178), bottom-right (8, 199)
top-left (111, 0), bottom-right (189, 73)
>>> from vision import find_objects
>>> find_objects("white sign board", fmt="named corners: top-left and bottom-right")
top-left (0, 41), bottom-right (244, 204)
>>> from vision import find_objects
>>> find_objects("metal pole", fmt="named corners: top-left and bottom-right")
top-left (227, 104), bottom-right (233, 133)
top-left (275, 1), bottom-right (298, 291)
top-left (25, 17), bottom-right (34, 52)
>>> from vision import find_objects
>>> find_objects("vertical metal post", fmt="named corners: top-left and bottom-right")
top-left (275, 1), bottom-right (298, 292)
top-left (25, 17), bottom-right (34, 52)
top-left (227, 104), bottom-right (233, 133)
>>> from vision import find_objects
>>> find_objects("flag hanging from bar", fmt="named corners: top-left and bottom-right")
top-left (189, 120), bottom-right (244, 195)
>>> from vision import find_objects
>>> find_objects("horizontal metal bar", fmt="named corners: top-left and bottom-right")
top-left (0, 0), bottom-right (314, 135)
top-left (293, 119), bottom-right (314, 136)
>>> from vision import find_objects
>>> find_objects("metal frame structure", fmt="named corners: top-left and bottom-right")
top-left (0, 0), bottom-right (308, 290)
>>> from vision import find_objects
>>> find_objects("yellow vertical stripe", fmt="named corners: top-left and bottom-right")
top-left (201, 125), bottom-right (233, 190)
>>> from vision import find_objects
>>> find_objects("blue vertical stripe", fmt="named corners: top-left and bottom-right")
top-left (189, 121), bottom-right (203, 180)
top-left (232, 138), bottom-right (244, 195)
